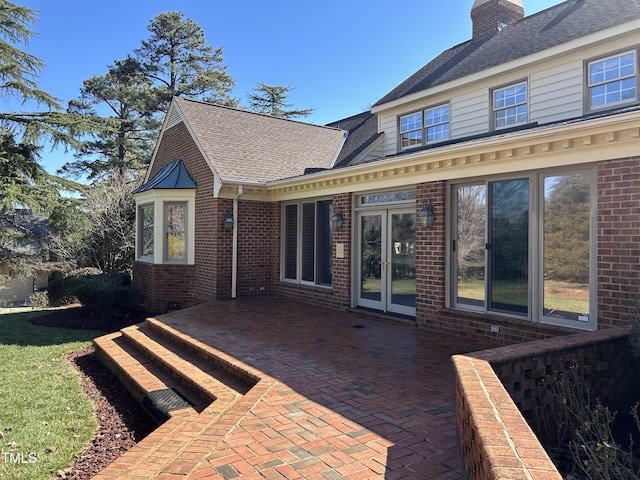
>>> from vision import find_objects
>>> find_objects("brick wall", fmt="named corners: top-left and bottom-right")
top-left (471, 0), bottom-right (524, 38)
top-left (597, 157), bottom-right (640, 328)
top-left (133, 260), bottom-right (196, 313)
top-left (416, 181), bottom-right (447, 329)
top-left (454, 327), bottom-right (634, 479)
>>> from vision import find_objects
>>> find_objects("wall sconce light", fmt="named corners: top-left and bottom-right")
top-left (419, 199), bottom-right (436, 228)
top-left (224, 209), bottom-right (234, 231)
top-left (329, 208), bottom-right (344, 231)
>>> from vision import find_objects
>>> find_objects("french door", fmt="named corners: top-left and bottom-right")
top-left (357, 208), bottom-right (416, 317)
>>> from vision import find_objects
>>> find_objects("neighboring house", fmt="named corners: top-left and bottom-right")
top-left (0, 211), bottom-right (49, 305)
top-left (133, 0), bottom-right (640, 344)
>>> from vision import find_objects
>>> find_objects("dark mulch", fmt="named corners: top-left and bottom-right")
top-left (30, 305), bottom-right (148, 333)
top-left (30, 307), bottom-right (157, 479)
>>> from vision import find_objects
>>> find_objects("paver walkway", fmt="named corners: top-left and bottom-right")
top-left (96, 298), bottom-right (493, 479)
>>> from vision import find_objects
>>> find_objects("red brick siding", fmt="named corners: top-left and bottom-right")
top-left (415, 182), bottom-right (447, 329)
top-left (471, 0), bottom-right (524, 38)
top-left (236, 200), bottom-right (274, 297)
top-left (597, 156), bottom-right (640, 328)
top-left (133, 260), bottom-right (196, 313)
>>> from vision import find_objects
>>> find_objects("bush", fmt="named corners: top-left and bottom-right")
top-left (67, 273), bottom-right (137, 315)
top-left (26, 291), bottom-right (49, 308)
top-left (47, 268), bottom-right (102, 307)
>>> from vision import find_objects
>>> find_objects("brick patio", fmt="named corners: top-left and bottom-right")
top-left (94, 298), bottom-right (493, 479)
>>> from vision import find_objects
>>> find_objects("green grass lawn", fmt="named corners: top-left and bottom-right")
top-left (0, 309), bottom-right (102, 480)
top-left (458, 279), bottom-right (589, 314)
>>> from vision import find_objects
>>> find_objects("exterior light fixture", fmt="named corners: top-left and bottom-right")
top-left (329, 208), bottom-right (344, 231)
top-left (419, 199), bottom-right (436, 229)
top-left (224, 209), bottom-right (234, 231)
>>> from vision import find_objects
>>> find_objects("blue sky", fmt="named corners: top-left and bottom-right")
top-left (7, 0), bottom-right (560, 175)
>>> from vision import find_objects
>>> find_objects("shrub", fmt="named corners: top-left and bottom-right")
top-left (25, 291), bottom-right (49, 308)
top-left (67, 273), bottom-right (137, 315)
top-left (47, 268), bottom-right (102, 307)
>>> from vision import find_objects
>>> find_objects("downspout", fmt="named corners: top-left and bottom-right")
top-left (231, 185), bottom-right (243, 299)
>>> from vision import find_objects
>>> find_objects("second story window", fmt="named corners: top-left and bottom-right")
top-left (425, 105), bottom-right (449, 142)
top-left (400, 104), bottom-right (450, 150)
top-left (588, 51), bottom-right (637, 110)
top-left (493, 82), bottom-right (527, 129)
top-left (400, 112), bottom-right (422, 148)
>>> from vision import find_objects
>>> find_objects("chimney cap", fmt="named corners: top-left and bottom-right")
top-left (472, 0), bottom-right (523, 7)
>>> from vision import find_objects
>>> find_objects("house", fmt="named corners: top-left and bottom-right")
top-left (133, 0), bottom-right (640, 344)
top-left (0, 210), bottom-right (49, 306)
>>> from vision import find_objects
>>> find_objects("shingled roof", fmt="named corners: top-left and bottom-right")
top-left (326, 111), bottom-right (381, 168)
top-left (173, 97), bottom-right (347, 184)
top-left (374, 0), bottom-right (640, 106)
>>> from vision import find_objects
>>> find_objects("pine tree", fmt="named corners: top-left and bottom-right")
top-left (247, 83), bottom-right (314, 119)
top-left (135, 11), bottom-right (237, 111)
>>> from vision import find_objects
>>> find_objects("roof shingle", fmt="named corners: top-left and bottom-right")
top-left (374, 0), bottom-right (640, 106)
top-left (173, 97), bottom-right (346, 183)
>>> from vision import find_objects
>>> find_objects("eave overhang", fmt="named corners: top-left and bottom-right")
top-left (215, 109), bottom-right (640, 202)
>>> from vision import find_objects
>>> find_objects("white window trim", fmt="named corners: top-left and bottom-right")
top-left (134, 189), bottom-right (195, 265)
top-left (137, 202), bottom-right (155, 262)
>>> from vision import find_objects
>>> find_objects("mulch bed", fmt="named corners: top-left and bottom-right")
top-left (30, 307), bottom-right (157, 479)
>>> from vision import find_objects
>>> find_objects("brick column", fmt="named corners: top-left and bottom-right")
top-left (416, 181), bottom-right (446, 328)
top-left (332, 193), bottom-right (352, 308)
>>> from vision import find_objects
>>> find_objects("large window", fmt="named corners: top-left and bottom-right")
top-left (165, 202), bottom-right (187, 263)
top-left (588, 51), bottom-right (637, 110)
top-left (493, 82), bottom-right (527, 129)
top-left (450, 169), bottom-right (595, 330)
top-left (282, 199), bottom-right (332, 286)
top-left (138, 204), bottom-right (154, 258)
top-left (399, 104), bottom-right (450, 149)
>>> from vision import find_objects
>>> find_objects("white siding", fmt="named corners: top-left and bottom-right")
top-left (451, 90), bottom-right (489, 138)
top-left (380, 114), bottom-right (398, 158)
top-left (530, 60), bottom-right (583, 124)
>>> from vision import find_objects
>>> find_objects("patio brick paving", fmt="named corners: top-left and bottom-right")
top-left (95, 298), bottom-right (493, 479)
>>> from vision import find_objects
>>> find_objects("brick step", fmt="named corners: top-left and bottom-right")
top-left (121, 323), bottom-right (244, 405)
top-left (94, 331), bottom-right (208, 414)
top-left (146, 317), bottom-right (262, 388)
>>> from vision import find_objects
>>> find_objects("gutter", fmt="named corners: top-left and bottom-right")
top-left (231, 185), bottom-right (243, 299)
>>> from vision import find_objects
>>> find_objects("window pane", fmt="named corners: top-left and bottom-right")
top-left (301, 203), bottom-right (315, 282)
top-left (391, 213), bottom-right (416, 308)
top-left (140, 205), bottom-right (154, 257)
top-left (402, 130), bottom-right (422, 148)
top-left (455, 185), bottom-right (486, 308)
top-left (543, 174), bottom-right (591, 322)
top-left (589, 52), bottom-right (636, 108)
top-left (360, 214), bottom-right (382, 303)
top-left (284, 204), bottom-right (298, 279)
top-left (400, 112), bottom-right (422, 132)
top-left (166, 203), bottom-right (186, 261)
top-left (489, 179), bottom-right (529, 316)
top-left (316, 200), bottom-right (332, 285)
top-left (494, 83), bottom-right (527, 127)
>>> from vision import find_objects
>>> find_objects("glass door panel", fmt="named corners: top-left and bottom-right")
top-left (455, 184), bottom-right (486, 308)
top-left (543, 173), bottom-right (591, 322)
top-left (389, 212), bottom-right (416, 314)
top-left (359, 213), bottom-right (383, 307)
top-left (488, 179), bottom-right (529, 316)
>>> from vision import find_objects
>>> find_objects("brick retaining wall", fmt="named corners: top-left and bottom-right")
top-left (454, 326), bottom-right (634, 479)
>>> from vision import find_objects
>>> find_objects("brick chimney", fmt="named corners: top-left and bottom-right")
top-left (471, 0), bottom-right (524, 38)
